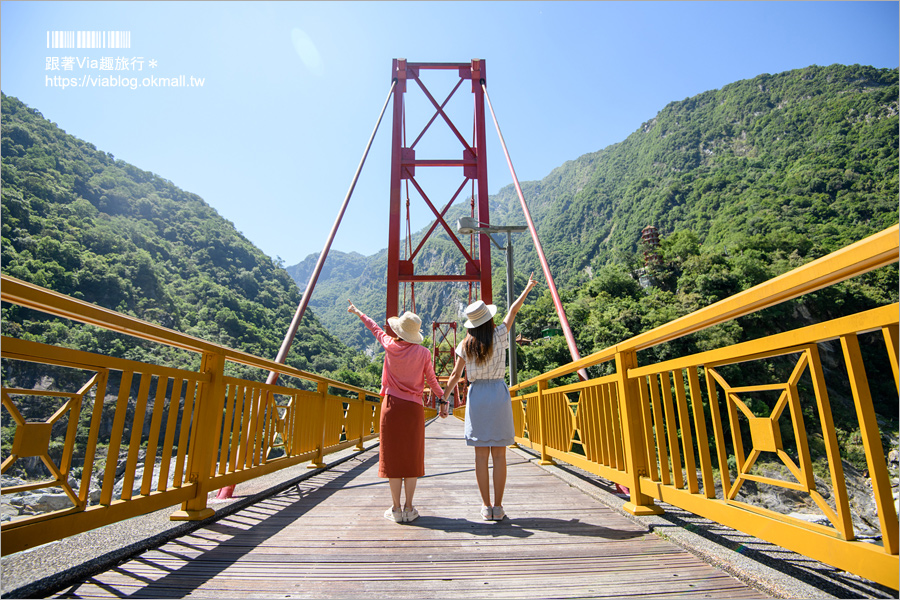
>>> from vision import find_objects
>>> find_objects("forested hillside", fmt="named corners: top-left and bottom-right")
top-left (511, 63), bottom-right (898, 282)
top-left (0, 92), bottom-right (380, 390)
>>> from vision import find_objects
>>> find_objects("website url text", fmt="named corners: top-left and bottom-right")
top-left (45, 74), bottom-right (204, 90)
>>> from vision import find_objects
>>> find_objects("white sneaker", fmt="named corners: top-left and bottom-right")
top-left (492, 506), bottom-right (506, 521)
top-left (384, 507), bottom-right (403, 522)
top-left (403, 507), bottom-right (419, 523)
top-left (481, 505), bottom-right (493, 520)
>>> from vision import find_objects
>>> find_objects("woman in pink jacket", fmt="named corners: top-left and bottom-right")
top-left (347, 300), bottom-right (447, 523)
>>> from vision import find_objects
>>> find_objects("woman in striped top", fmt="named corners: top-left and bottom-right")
top-left (441, 273), bottom-right (538, 521)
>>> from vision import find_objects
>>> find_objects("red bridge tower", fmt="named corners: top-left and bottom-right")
top-left (385, 59), bottom-right (494, 333)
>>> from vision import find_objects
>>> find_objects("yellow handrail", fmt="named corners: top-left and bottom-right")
top-left (506, 224), bottom-right (899, 589)
top-left (0, 274), bottom-right (398, 555)
top-left (0, 275), bottom-right (372, 397)
top-left (1, 224), bottom-right (896, 589)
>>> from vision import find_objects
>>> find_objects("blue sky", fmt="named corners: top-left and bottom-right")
top-left (2, 1), bottom-right (898, 266)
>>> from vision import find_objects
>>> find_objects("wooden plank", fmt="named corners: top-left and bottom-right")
top-left (51, 417), bottom-right (767, 599)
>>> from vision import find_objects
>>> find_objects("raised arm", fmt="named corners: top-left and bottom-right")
top-left (348, 299), bottom-right (390, 348)
top-left (502, 272), bottom-right (538, 330)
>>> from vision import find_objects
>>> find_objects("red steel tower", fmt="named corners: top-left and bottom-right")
top-left (385, 59), bottom-right (494, 333)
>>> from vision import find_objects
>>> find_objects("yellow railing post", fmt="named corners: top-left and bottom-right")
top-left (356, 391), bottom-right (366, 451)
top-left (308, 381), bottom-right (329, 468)
top-left (841, 334), bottom-right (899, 554)
top-left (616, 349), bottom-right (663, 516)
top-left (883, 323), bottom-right (899, 394)
top-left (291, 391), bottom-right (303, 457)
top-left (508, 389), bottom-right (520, 449)
top-left (537, 380), bottom-right (554, 465)
top-left (170, 350), bottom-right (223, 521)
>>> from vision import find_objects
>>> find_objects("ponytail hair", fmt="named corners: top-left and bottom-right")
top-left (463, 320), bottom-right (495, 365)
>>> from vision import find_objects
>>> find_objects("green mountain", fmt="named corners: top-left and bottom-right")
top-left (287, 64), bottom-right (898, 360)
top-left (508, 63), bottom-right (898, 281)
top-left (0, 92), bottom-right (380, 391)
top-left (286, 249), bottom-right (389, 352)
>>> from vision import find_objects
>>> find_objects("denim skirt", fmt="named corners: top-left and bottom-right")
top-left (464, 379), bottom-right (515, 447)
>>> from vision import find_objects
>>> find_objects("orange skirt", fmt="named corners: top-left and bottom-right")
top-left (378, 395), bottom-right (425, 478)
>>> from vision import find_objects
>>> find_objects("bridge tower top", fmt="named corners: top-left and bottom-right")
top-left (385, 59), bottom-right (494, 334)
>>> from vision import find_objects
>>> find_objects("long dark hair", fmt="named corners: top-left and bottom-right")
top-left (463, 320), bottom-right (495, 365)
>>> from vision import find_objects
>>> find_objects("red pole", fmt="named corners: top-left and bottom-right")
top-left (471, 59), bottom-right (492, 303)
top-left (482, 83), bottom-right (588, 381)
top-left (386, 59), bottom-right (406, 332)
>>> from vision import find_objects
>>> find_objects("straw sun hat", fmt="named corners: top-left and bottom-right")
top-left (462, 300), bottom-right (498, 329)
top-left (387, 311), bottom-right (424, 344)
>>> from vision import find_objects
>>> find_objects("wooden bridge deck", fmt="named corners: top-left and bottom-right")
top-left (52, 417), bottom-right (768, 599)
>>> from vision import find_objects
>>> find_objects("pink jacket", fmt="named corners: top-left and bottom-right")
top-left (360, 313), bottom-right (444, 404)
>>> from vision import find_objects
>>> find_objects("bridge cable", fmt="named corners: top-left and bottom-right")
top-left (481, 82), bottom-right (588, 381)
top-left (405, 182), bottom-right (416, 313)
top-left (267, 79), bottom-right (398, 385)
top-left (469, 119), bottom-right (477, 306)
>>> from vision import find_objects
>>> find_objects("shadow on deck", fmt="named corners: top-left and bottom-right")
top-left (3, 418), bottom-right (890, 599)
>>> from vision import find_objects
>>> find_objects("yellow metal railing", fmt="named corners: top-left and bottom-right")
top-left (508, 224), bottom-right (899, 589)
top-left (0, 275), bottom-right (433, 555)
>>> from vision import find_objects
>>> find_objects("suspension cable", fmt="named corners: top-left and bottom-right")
top-left (470, 115), bottom-right (477, 306)
top-left (481, 82), bottom-right (588, 381)
top-left (267, 79), bottom-right (397, 385)
top-left (402, 106), bottom-right (408, 313)
top-left (402, 99), bottom-right (416, 315)
top-left (469, 185), bottom-right (476, 305)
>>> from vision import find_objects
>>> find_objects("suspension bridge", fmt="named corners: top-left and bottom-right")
top-left (1, 60), bottom-right (898, 598)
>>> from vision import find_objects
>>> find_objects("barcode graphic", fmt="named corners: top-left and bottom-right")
top-left (46, 31), bottom-right (131, 49)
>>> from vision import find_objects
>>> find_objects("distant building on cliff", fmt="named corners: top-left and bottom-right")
top-left (641, 225), bottom-right (661, 266)
top-left (639, 225), bottom-right (661, 289)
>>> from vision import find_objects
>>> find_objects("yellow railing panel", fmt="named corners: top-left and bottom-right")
top-left (505, 225), bottom-right (899, 589)
top-left (0, 274), bottom-right (388, 555)
top-left (841, 333), bottom-right (899, 555)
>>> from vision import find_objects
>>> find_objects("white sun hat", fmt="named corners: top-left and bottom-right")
top-left (462, 300), bottom-right (498, 329)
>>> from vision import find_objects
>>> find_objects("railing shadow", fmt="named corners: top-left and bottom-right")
top-left (54, 453), bottom-right (380, 599)
top-left (535, 452), bottom-right (898, 600)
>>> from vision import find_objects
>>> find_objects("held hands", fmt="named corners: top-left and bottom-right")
top-left (438, 387), bottom-right (454, 418)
